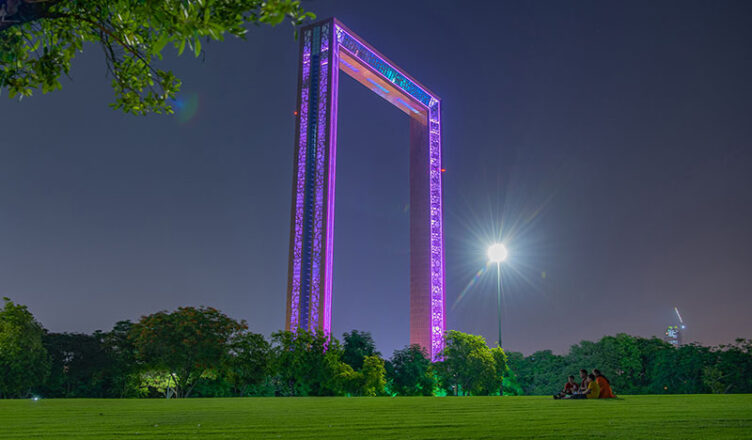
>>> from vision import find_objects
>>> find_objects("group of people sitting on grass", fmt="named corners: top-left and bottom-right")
top-left (553, 369), bottom-right (616, 399)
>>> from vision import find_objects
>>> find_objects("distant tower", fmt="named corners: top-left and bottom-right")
top-left (665, 325), bottom-right (682, 346)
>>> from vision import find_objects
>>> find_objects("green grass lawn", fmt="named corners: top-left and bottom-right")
top-left (1, 395), bottom-right (751, 439)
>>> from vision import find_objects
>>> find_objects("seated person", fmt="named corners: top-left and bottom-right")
top-left (571, 374), bottom-right (600, 399)
top-left (578, 369), bottom-right (589, 391)
top-left (593, 369), bottom-right (616, 398)
top-left (553, 375), bottom-right (579, 399)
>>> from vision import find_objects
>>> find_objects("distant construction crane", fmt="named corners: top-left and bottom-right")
top-left (665, 307), bottom-right (686, 346)
top-left (674, 306), bottom-right (686, 329)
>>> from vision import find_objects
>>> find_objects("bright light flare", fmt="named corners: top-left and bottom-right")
top-left (487, 243), bottom-right (508, 263)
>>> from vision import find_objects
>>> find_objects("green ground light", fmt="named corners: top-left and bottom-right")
top-left (2, 395), bottom-right (750, 439)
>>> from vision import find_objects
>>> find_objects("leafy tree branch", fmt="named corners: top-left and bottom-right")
top-left (0, 0), bottom-right (314, 114)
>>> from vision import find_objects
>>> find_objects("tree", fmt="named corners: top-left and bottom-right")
top-left (224, 331), bottom-right (271, 396)
top-left (566, 334), bottom-right (643, 394)
top-left (342, 330), bottom-right (380, 371)
top-left (271, 329), bottom-right (350, 396)
top-left (633, 336), bottom-right (673, 393)
top-left (138, 370), bottom-right (178, 398)
top-left (723, 339), bottom-right (752, 393)
top-left (330, 354), bottom-right (386, 397)
top-left (645, 343), bottom-right (712, 394)
top-left (702, 365), bottom-right (725, 394)
top-left (385, 344), bottom-right (434, 396)
top-left (490, 346), bottom-right (508, 395)
top-left (185, 368), bottom-right (233, 397)
top-left (501, 369), bottom-right (524, 396)
top-left (701, 339), bottom-right (752, 395)
top-left (130, 306), bottom-right (246, 398)
top-left (0, 298), bottom-right (50, 398)
top-left (359, 355), bottom-right (386, 397)
top-left (502, 351), bottom-right (528, 395)
top-left (434, 331), bottom-right (500, 396)
top-left (99, 320), bottom-right (141, 398)
top-left (39, 332), bottom-right (110, 397)
top-left (0, 0), bottom-right (314, 114)
top-left (36, 321), bottom-right (140, 398)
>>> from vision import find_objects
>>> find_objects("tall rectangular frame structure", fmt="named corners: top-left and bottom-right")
top-left (285, 18), bottom-right (446, 360)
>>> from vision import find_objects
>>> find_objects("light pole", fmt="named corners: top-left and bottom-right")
top-left (487, 243), bottom-right (508, 348)
top-left (487, 243), bottom-right (508, 396)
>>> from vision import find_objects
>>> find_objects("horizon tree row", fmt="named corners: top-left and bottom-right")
top-left (1, 298), bottom-right (750, 398)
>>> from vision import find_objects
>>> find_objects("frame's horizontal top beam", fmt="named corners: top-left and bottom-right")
top-left (338, 51), bottom-right (428, 122)
top-left (333, 18), bottom-right (441, 101)
top-left (325, 18), bottom-right (440, 102)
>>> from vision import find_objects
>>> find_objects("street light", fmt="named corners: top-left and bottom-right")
top-left (487, 243), bottom-right (508, 350)
top-left (487, 243), bottom-right (508, 264)
top-left (488, 242), bottom-right (508, 396)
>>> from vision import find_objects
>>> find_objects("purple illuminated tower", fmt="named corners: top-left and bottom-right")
top-left (285, 18), bottom-right (446, 360)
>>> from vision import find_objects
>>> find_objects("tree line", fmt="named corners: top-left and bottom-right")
top-left (1, 298), bottom-right (750, 398)
top-left (506, 334), bottom-right (752, 396)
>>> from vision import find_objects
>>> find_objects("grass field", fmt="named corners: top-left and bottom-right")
top-left (1, 395), bottom-right (751, 439)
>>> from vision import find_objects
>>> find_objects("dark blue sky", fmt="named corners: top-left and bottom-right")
top-left (1, 0), bottom-right (751, 356)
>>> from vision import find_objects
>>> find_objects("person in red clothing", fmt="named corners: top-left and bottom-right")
top-left (553, 375), bottom-right (579, 399)
top-left (593, 368), bottom-right (616, 398)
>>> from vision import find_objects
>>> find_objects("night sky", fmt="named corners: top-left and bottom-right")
top-left (1, 0), bottom-right (751, 356)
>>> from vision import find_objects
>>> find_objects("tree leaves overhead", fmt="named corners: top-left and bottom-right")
top-left (0, 0), bottom-right (315, 115)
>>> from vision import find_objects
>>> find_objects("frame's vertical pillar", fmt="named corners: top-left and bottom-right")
top-left (287, 19), bottom-right (337, 334)
top-left (410, 101), bottom-right (446, 361)
top-left (409, 117), bottom-right (432, 355)
top-left (427, 99), bottom-right (446, 360)
top-left (322, 22), bottom-right (340, 336)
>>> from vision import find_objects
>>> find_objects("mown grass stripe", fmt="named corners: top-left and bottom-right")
top-left (0, 395), bottom-right (750, 440)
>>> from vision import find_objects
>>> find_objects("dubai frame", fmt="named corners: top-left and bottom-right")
top-left (285, 18), bottom-right (446, 360)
